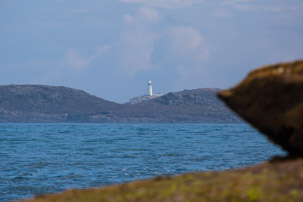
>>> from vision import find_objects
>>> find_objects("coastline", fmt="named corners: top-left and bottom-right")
top-left (14, 60), bottom-right (303, 201)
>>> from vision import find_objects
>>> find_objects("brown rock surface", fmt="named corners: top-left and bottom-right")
top-left (218, 60), bottom-right (303, 156)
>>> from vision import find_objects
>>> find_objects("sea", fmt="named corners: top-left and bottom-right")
top-left (0, 123), bottom-right (285, 201)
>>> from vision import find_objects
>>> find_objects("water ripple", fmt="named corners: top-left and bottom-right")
top-left (0, 123), bottom-right (285, 201)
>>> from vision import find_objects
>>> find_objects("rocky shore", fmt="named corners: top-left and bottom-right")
top-left (22, 60), bottom-right (303, 202)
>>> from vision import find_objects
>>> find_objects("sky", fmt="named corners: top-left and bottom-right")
top-left (0, 0), bottom-right (303, 103)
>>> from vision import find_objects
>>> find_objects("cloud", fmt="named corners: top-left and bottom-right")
top-left (220, 0), bottom-right (303, 12)
top-left (96, 46), bottom-right (111, 55)
top-left (65, 45), bottom-right (110, 69)
top-left (212, 7), bottom-right (234, 18)
top-left (123, 7), bottom-right (160, 25)
top-left (220, 0), bottom-right (254, 6)
top-left (232, 4), bottom-right (255, 11)
top-left (119, 0), bottom-right (204, 9)
top-left (145, 25), bottom-right (209, 89)
top-left (169, 27), bottom-right (209, 81)
top-left (66, 49), bottom-right (93, 69)
top-left (118, 25), bottom-right (159, 76)
top-left (118, 5), bottom-right (209, 81)
top-left (261, 4), bottom-right (303, 12)
top-left (137, 7), bottom-right (160, 22)
top-left (123, 14), bottom-right (135, 24)
top-left (117, 7), bottom-right (162, 76)
top-left (118, 8), bottom-right (209, 80)
top-left (69, 9), bottom-right (89, 14)
top-left (168, 26), bottom-right (208, 58)
top-left (219, 0), bottom-right (256, 11)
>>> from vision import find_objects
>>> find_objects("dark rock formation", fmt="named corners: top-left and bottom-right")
top-left (218, 60), bottom-right (303, 156)
top-left (0, 85), bottom-right (240, 123)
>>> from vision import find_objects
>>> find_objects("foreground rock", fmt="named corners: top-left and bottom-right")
top-left (23, 158), bottom-right (303, 202)
top-left (218, 60), bottom-right (303, 156)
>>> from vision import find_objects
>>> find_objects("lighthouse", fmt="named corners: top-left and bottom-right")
top-left (148, 80), bottom-right (153, 96)
top-left (127, 80), bottom-right (163, 104)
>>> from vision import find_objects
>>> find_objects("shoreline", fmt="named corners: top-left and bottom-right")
top-left (22, 158), bottom-right (303, 202)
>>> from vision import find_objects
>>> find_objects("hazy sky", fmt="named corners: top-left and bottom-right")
top-left (1, 0), bottom-right (302, 103)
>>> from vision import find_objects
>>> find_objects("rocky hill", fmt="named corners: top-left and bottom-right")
top-left (0, 85), bottom-right (240, 123)
top-left (116, 88), bottom-right (240, 123)
top-left (0, 85), bottom-right (121, 122)
top-left (145, 88), bottom-right (221, 106)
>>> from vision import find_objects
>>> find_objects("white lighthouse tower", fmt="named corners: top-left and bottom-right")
top-left (148, 80), bottom-right (153, 96)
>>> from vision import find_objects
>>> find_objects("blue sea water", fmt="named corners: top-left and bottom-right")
top-left (0, 123), bottom-right (285, 201)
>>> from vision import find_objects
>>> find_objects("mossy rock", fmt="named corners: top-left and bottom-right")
top-left (218, 60), bottom-right (303, 156)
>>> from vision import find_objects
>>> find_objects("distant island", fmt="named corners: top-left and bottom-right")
top-left (0, 85), bottom-right (240, 123)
